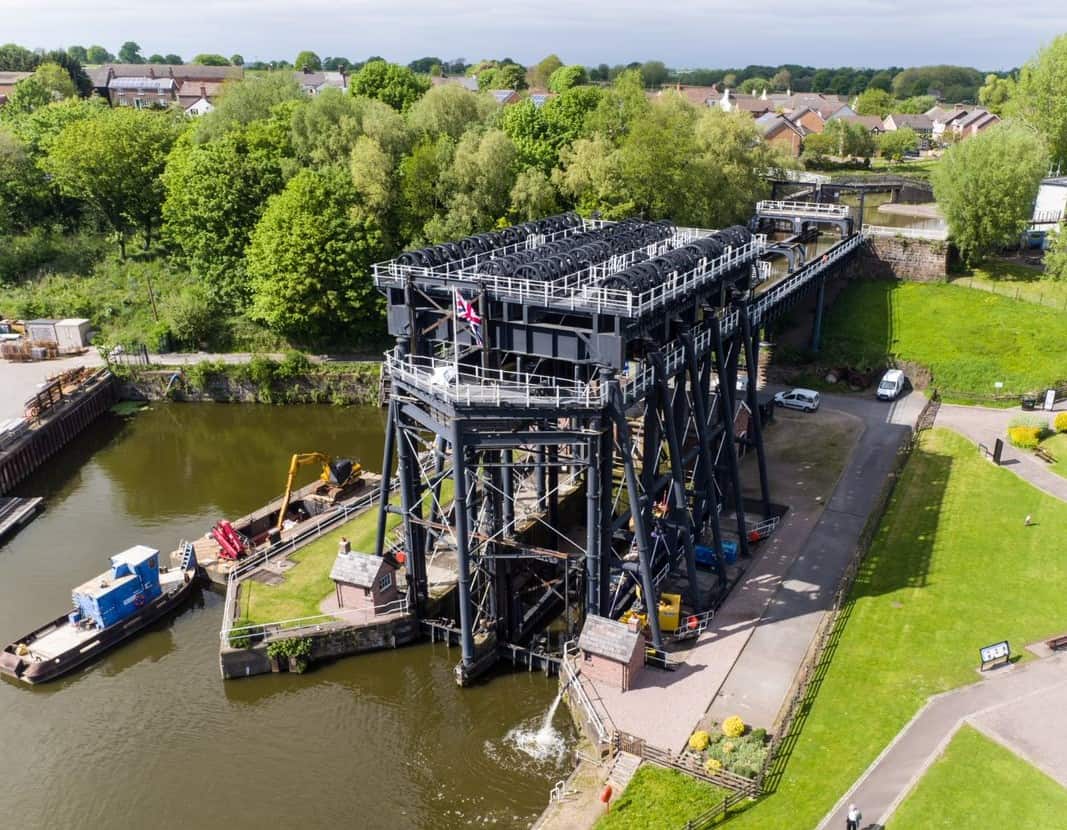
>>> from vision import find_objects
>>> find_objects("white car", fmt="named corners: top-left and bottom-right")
top-left (774, 388), bottom-right (820, 412)
top-left (877, 369), bottom-right (906, 401)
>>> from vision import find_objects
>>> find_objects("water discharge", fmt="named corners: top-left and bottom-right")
top-left (506, 689), bottom-right (568, 763)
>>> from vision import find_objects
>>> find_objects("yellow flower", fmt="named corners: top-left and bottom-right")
top-left (688, 730), bottom-right (711, 752)
top-left (722, 715), bottom-right (745, 738)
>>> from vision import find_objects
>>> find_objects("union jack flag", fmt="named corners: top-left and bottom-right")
top-left (454, 289), bottom-right (483, 346)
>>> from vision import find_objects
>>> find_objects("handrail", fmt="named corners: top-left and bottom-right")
top-left (223, 597), bottom-right (411, 643)
top-left (864, 224), bottom-right (947, 241)
top-left (561, 640), bottom-right (613, 744)
top-left (756, 200), bottom-right (850, 219)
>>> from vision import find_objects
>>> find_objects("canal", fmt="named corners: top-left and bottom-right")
top-left (0, 403), bottom-right (574, 830)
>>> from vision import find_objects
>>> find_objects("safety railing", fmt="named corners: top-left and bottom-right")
top-left (755, 200), bottom-right (850, 219)
top-left (864, 224), bottom-right (948, 241)
top-left (1031, 209), bottom-right (1064, 226)
top-left (222, 597), bottom-right (411, 645)
top-left (561, 640), bottom-right (614, 745)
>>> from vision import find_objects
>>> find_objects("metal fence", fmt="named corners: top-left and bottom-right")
top-left (756, 200), bottom-right (851, 219)
top-left (949, 276), bottom-right (1067, 312)
top-left (864, 224), bottom-right (948, 241)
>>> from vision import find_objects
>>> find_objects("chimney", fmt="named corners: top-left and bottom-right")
top-left (627, 616), bottom-right (641, 634)
top-left (148, 66), bottom-right (155, 79)
top-left (200, 84), bottom-right (207, 98)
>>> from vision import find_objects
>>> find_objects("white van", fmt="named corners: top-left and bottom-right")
top-left (773, 388), bottom-right (820, 412)
top-left (877, 369), bottom-right (906, 401)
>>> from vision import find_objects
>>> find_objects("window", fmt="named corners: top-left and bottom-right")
top-left (378, 572), bottom-right (393, 592)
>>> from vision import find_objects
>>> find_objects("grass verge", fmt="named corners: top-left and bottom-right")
top-left (596, 765), bottom-right (734, 829)
top-left (891, 725), bottom-right (1067, 829)
top-left (1038, 433), bottom-right (1067, 479)
top-left (950, 258), bottom-right (1067, 310)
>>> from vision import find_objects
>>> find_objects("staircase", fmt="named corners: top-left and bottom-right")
top-left (608, 751), bottom-right (642, 792)
top-left (179, 540), bottom-right (196, 571)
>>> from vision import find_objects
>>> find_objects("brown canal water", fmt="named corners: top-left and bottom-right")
top-left (0, 403), bottom-right (574, 830)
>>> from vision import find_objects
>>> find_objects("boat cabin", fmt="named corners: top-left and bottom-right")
top-left (71, 545), bottom-right (162, 629)
top-left (329, 552), bottom-right (399, 614)
top-left (577, 614), bottom-right (645, 692)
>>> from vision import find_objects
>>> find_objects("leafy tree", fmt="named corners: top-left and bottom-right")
top-left (192, 54), bottom-right (231, 66)
top-left (542, 85), bottom-right (602, 144)
top-left (0, 43), bottom-right (36, 70)
top-left (811, 69), bottom-right (832, 92)
top-left (407, 83), bottom-right (493, 141)
top-left (230, 54), bottom-right (244, 67)
top-left (586, 69), bottom-right (649, 143)
top-left (640, 60), bottom-right (669, 89)
top-left (162, 124), bottom-right (291, 303)
top-left (854, 88), bottom-right (894, 117)
top-left (1043, 223), bottom-right (1067, 281)
top-left (164, 53), bottom-right (183, 64)
top-left (407, 56), bottom-right (443, 75)
top-left (868, 70), bottom-right (893, 92)
top-left (397, 135), bottom-right (454, 242)
top-left (547, 64), bottom-right (587, 93)
top-left (878, 127), bottom-right (919, 161)
top-left (771, 68), bottom-right (792, 91)
top-left (499, 100), bottom-right (555, 170)
top-left (194, 73), bottom-right (302, 143)
top-left (739, 77), bottom-right (770, 94)
top-left (478, 63), bottom-right (526, 91)
top-left (590, 63), bottom-right (611, 83)
top-left (118, 41), bottom-right (145, 64)
top-left (86, 45), bottom-right (112, 64)
top-left (32, 62), bottom-right (77, 100)
top-left (8, 96), bottom-right (109, 156)
top-left (1011, 34), bottom-right (1067, 167)
top-left (978, 73), bottom-right (1014, 115)
top-left (323, 56), bottom-right (353, 71)
top-left (0, 127), bottom-right (50, 232)
top-left (823, 118), bottom-right (875, 158)
top-left (530, 54), bottom-right (563, 89)
top-left (892, 65), bottom-right (983, 100)
top-left (510, 168), bottom-right (559, 220)
top-left (67, 46), bottom-right (88, 64)
top-left (148, 54), bottom-right (166, 64)
top-left (245, 166), bottom-right (385, 341)
top-left (897, 95), bottom-right (936, 114)
top-left (0, 78), bottom-right (52, 119)
top-left (350, 60), bottom-right (430, 112)
top-left (42, 108), bottom-right (181, 256)
top-left (294, 51), bottom-right (322, 71)
top-left (349, 135), bottom-right (394, 233)
top-left (425, 128), bottom-right (517, 241)
top-left (931, 123), bottom-right (1048, 264)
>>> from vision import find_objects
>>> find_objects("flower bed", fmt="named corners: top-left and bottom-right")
top-left (687, 718), bottom-right (769, 781)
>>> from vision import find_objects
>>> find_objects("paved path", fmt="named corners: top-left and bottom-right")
top-left (818, 651), bottom-right (1067, 830)
top-left (0, 352), bottom-right (105, 420)
top-left (936, 403), bottom-right (1067, 503)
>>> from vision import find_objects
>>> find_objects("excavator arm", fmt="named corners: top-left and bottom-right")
top-left (276, 453), bottom-right (332, 533)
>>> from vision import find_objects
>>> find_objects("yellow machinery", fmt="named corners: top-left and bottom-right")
top-left (620, 590), bottom-right (682, 634)
top-left (276, 452), bottom-right (362, 533)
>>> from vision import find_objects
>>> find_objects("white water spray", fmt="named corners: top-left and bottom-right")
top-left (505, 690), bottom-right (567, 762)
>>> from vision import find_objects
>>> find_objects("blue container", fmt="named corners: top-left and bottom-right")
top-left (695, 540), bottom-right (739, 567)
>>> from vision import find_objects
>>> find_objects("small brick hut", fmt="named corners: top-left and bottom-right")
top-left (329, 552), bottom-right (399, 614)
top-left (577, 614), bottom-right (645, 691)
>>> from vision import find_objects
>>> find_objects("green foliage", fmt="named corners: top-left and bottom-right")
top-left (185, 359), bottom-right (226, 391)
top-left (246, 166), bottom-right (385, 342)
top-left (878, 127), bottom-right (919, 161)
top-left (230, 54), bottom-right (244, 67)
top-left (425, 128), bottom-right (517, 241)
top-left (547, 64), bottom-right (588, 94)
top-left (161, 281), bottom-right (214, 348)
top-left (585, 70), bottom-right (649, 142)
top-left (191, 54), bottom-right (231, 67)
top-left (529, 54), bottom-right (563, 90)
top-left (265, 637), bottom-right (313, 660)
top-left (0, 127), bottom-right (50, 233)
top-left (738, 76), bottom-right (769, 94)
top-left (1042, 225), bottom-right (1067, 282)
top-left (7, 96), bottom-right (108, 157)
top-left (509, 168), bottom-right (559, 221)
top-left (30, 62), bottom-right (77, 100)
top-left (86, 46), bottom-right (112, 64)
top-left (294, 51), bottom-right (322, 71)
top-left (350, 60), bottom-right (430, 112)
top-left (193, 73), bottom-right (302, 144)
top-left (979, 73), bottom-right (1015, 115)
top-left (0, 228), bottom-right (105, 283)
top-left (640, 60), bottom-right (670, 89)
top-left (0, 77), bottom-right (53, 119)
top-left (892, 65), bottom-right (983, 101)
top-left (896, 95), bottom-right (936, 114)
top-left (932, 123), bottom-right (1048, 263)
top-left (228, 617), bottom-right (255, 649)
top-left (407, 83), bottom-right (494, 142)
top-left (477, 63), bottom-right (527, 92)
top-left (595, 766), bottom-right (733, 830)
top-left (1011, 33), bottom-right (1067, 166)
top-left (854, 88), bottom-right (894, 117)
top-left (118, 42), bottom-right (144, 64)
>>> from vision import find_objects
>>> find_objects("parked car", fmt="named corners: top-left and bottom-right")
top-left (877, 369), bottom-right (906, 401)
top-left (773, 388), bottom-right (820, 412)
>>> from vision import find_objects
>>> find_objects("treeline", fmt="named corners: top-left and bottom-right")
top-left (0, 63), bottom-right (789, 350)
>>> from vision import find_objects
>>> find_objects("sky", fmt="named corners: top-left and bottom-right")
top-left (5, 0), bottom-right (1066, 70)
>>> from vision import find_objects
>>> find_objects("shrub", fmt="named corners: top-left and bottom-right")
top-left (704, 757), bottom-right (723, 774)
top-left (228, 617), bottom-right (255, 649)
top-left (722, 715), bottom-right (746, 738)
top-left (1008, 426), bottom-right (1042, 449)
top-left (1009, 414), bottom-right (1049, 429)
top-left (688, 730), bottom-right (711, 752)
top-left (1055, 412), bottom-right (1067, 433)
top-left (750, 727), bottom-right (768, 744)
top-left (185, 359), bottom-right (226, 391)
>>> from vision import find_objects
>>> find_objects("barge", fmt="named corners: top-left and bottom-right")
top-left (0, 543), bottom-right (200, 684)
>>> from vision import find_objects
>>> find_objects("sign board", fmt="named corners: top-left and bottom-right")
top-left (994, 382), bottom-right (1004, 389)
top-left (1045, 389), bottom-right (1057, 411)
top-left (979, 640), bottom-right (1010, 671)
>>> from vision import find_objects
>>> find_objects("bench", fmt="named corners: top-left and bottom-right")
top-left (1046, 634), bottom-right (1067, 651)
top-left (1035, 447), bottom-right (1058, 465)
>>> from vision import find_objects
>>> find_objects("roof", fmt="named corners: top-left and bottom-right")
top-left (0, 71), bottom-right (32, 86)
top-left (955, 109), bottom-right (997, 130)
top-left (91, 63), bottom-right (243, 85)
top-left (430, 75), bottom-right (479, 92)
top-left (295, 70), bottom-right (347, 91)
top-left (1042, 177), bottom-right (1067, 188)
top-left (758, 115), bottom-right (804, 139)
top-left (110, 545), bottom-right (159, 569)
top-left (329, 552), bottom-right (392, 588)
top-left (578, 614), bottom-right (642, 662)
top-left (109, 77), bottom-right (177, 91)
top-left (886, 113), bottom-right (933, 130)
top-left (663, 84), bottom-right (719, 106)
top-left (490, 89), bottom-right (518, 104)
top-left (831, 114), bottom-right (884, 131)
top-left (177, 81), bottom-right (226, 103)
top-left (55, 318), bottom-right (90, 327)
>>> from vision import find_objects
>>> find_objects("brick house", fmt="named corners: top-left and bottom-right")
top-left (788, 107), bottom-right (826, 134)
top-left (577, 614), bottom-right (645, 692)
top-left (882, 113), bottom-right (934, 135)
top-left (0, 71), bottom-right (33, 106)
top-left (755, 113), bottom-right (807, 157)
top-left (294, 68), bottom-right (348, 95)
top-left (89, 63), bottom-right (242, 112)
top-left (329, 552), bottom-right (399, 614)
top-left (951, 108), bottom-right (1000, 139)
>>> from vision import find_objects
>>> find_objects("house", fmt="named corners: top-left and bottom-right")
top-left (788, 106), bottom-right (825, 134)
top-left (178, 82), bottom-right (224, 115)
top-left (1032, 176), bottom-right (1067, 225)
top-left (952, 108), bottom-right (999, 139)
top-left (0, 71), bottom-right (33, 106)
top-left (294, 68), bottom-right (348, 95)
top-left (827, 113), bottom-right (884, 134)
top-left (430, 75), bottom-right (479, 92)
top-left (658, 84), bottom-right (719, 107)
top-left (526, 88), bottom-right (556, 108)
top-left (882, 113), bottom-right (934, 135)
top-left (90, 63), bottom-right (242, 110)
top-left (329, 552), bottom-right (399, 615)
top-left (577, 614), bottom-right (645, 692)
top-left (716, 88), bottom-right (772, 118)
top-left (489, 89), bottom-right (520, 105)
top-left (926, 105), bottom-right (970, 139)
top-left (108, 76), bottom-right (178, 108)
top-left (756, 113), bottom-right (807, 157)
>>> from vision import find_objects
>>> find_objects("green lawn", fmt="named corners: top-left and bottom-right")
top-left (815, 280), bottom-right (1067, 399)
top-left (1038, 433), bottom-right (1067, 479)
top-left (241, 481), bottom-right (453, 624)
top-left (951, 258), bottom-right (1067, 311)
top-left (710, 428), bottom-right (1067, 830)
top-left (596, 766), bottom-right (735, 830)
top-left (892, 726), bottom-right (1067, 829)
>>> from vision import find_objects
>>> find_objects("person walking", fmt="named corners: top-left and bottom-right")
top-left (846, 803), bottom-right (862, 830)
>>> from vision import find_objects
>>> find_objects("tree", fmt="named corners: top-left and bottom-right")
top-left (499, 100), bottom-right (555, 170)
top-left (0, 43), bottom-right (36, 70)
top-left (162, 125), bottom-right (290, 304)
top-left (294, 51), bottom-right (322, 71)
top-left (290, 88), bottom-right (407, 167)
top-left (978, 73), bottom-right (1014, 115)
top-left (8, 95), bottom-right (109, 156)
top-left (878, 127), bottom-right (919, 161)
top-left (0, 78), bottom-right (52, 119)
top-left (323, 56), bottom-right (353, 71)
top-left (407, 56), bottom-right (442, 74)
top-left (0, 127), bottom-right (50, 232)
top-left (192, 54), bottom-right (231, 66)
top-left (932, 123), bottom-right (1048, 264)
top-left (823, 119), bottom-right (875, 158)
top-left (398, 135), bottom-right (454, 242)
top-left (509, 168), bottom-right (559, 220)
top-left (586, 69), bottom-right (649, 143)
top-left (892, 65), bottom-right (983, 100)
top-left (42, 108), bottom-right (181, 256)
top-left (194, 73), bottom-right (302, 143)
top-left (530, 54), bottom-right (563, 89)
top-left (477, 63), bottom-right (526, 91)
top-left (1043, 223), bottom-right (1067, 281)
top-left (246, 166), bottom-right (385, 341)
top-left (640, 60), bottom-right (669, 88)
top-left (350, 60), bottom-right (430, 111)
top-left (897, 95), bottom-right (936, 114)
top-left (1011, 34), bottom-right (1067, 167)
top-left (854, 88), bottom-right (894, 117)
top-left (148, 54), bottom-right (166, 64)
top-left (811, 69), bottom-right (831, 92)
top-left (739, 77), bottom-right (770, 94)
top-left (118, 41), bottom-right (145, 64)
top-left (32, 62), bottom-right (77, 100)
top-left (868, 70), bottom-right (894, 92)
top-left (67, 46), bottom-right (88, 64)
top-left (407, 83), bottom-right (494, 142)
top-left (547, 64), bottom-right (588, 93)
top-left (425, 128), bottom-right (517, 241)
top-left (230, 54), bottom-right (245, 67)
top-left (164, 54), bottom-right (183, 65)
top-left (771, 68), bottom-right (792, 92)
top-left (86, 45), bottom-right (112, 64)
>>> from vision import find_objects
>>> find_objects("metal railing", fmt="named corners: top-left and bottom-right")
top-left (756, 200), bottom-right (851, 219)
top-left (222, 597), bottom-right (411, 644)
top-left (1031, 209), bottom-right (1064, 226)
top-left (561, 641), bottom-right (613, 744)
top-left (864, 224), bottom-right (948, 241)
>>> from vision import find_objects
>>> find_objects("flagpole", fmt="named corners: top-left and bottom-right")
top-left (452, 287), bottom-right (460, 392)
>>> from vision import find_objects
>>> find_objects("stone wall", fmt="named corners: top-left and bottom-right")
top-left (849, 235), bottom-right (951, 282)
top-left (118, 365), bottom-right (380, 405)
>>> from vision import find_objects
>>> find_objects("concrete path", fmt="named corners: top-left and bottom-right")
top-left (0, 352), bottom-right (105, 420)
top-left (818, 651), bottom-right (1067, 830)
top-left (935, 403), bottom-right (1067, 503)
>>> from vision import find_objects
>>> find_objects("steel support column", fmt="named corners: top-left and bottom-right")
top-left (739, 302), bottom-right (772, 519)
top-left (712, 318), bottom-right (752, 559)
top-left (451, 421), bottom-right (476, 665)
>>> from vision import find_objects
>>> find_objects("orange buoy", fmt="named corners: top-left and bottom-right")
top-left (600, 784), bottom-right (613, 808)
top-left (394, 550), bottom-right (407, 565)
top-left (748, 530), bottom-right (760, 543)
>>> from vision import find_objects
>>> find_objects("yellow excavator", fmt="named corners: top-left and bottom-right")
top-left (276, 452), bottom-right (362, 533)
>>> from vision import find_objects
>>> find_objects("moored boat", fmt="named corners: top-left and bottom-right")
top-left (0, 543), bottom-right (201, 685)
